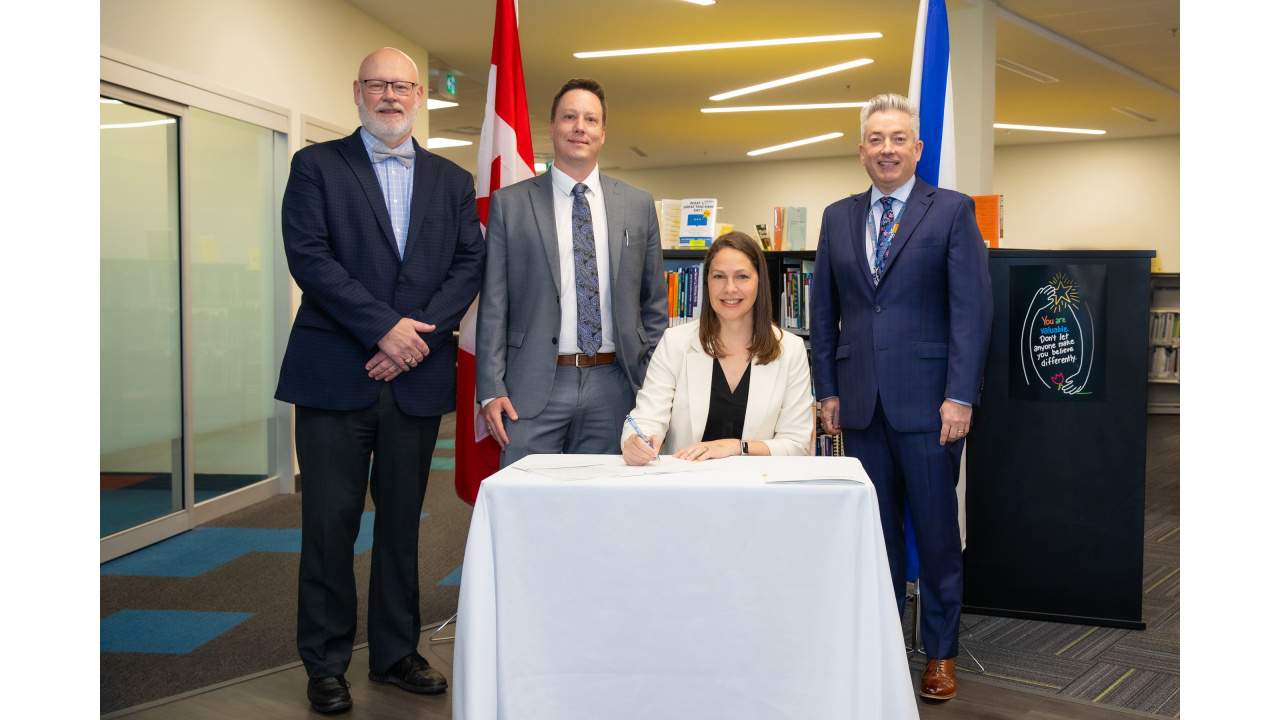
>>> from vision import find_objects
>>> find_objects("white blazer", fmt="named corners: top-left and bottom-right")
top-left (622, 321), bottom-right (814, 456)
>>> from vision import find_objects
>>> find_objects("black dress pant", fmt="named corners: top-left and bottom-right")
top-left (295, 384), bottom-right (441, 677)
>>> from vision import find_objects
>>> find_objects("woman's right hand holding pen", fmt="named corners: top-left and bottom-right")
top-left (623, 433), bottom-right (664, 466)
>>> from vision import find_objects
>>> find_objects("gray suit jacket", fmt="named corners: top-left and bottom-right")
top-left (476, 171), bottom-right (669, 418)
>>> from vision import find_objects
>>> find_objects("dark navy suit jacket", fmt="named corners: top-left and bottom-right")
top-left (811, 177), bottom-right (993, 433)
top-left (275, 130), bottom-right (485, 417)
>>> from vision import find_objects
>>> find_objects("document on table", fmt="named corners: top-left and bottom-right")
top-left (747, 456), bottom-right (870, 485)
top-left (514, 454), bottom-right (709, 480)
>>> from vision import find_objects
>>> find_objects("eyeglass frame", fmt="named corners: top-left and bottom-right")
top-left (358, 79), bottom-right (420, 97)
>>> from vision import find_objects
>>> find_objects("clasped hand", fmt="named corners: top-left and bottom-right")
top-left (366, 318), bottom-right (437, 381)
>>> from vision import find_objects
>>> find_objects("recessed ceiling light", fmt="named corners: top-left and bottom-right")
top-left (748, 132), bottom-right (844, 156)
top-left (702, 102), bottom-right (868, 113)
top-left (427, 98), bottom-right (458, 110)
top-left (994, 123), bottom-right (1105, 135)
top-left (574, 33), bottom-right (881, 59)
top-left (100, 119), bottom-right (177, 129)
top-left (711, 59), bottom-right (873, 101)
top-left (426, 138), bottom-right (473, 149)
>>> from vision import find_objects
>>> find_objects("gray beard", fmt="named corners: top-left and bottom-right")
top-left (356, 95), bottom-right (417, 146)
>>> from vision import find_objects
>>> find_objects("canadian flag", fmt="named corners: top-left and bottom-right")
top-left (455, 0), bottom-right (535, 506)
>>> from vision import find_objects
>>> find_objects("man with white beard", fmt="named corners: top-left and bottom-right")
top-left (275, 47), bottom-right (484, 713)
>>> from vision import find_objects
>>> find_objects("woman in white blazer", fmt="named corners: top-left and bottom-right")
top-left (622, 231), bottom-right (814, 464)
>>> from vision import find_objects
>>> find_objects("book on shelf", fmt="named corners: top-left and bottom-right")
top-left (970, 194), bottom-right (1002, 248)
top-left (678, 198), bottom-right (717, 249)
top-left (778, 262), bottom-right (814, 330)
top-left (771, 206), bottom-right (786, 250)
top-left (665, 264), bottom-right (701, 326)
top-left (657, 199), bottom-right (683, 249)
top-left (1149, 311), bottom-right (1180, 346)
top-left (815, 432), bottom-right (844, 457)
top-left (786, 206), bottom-right (807, 250)
top-left (1148, 346), bottom-right (1179, 380)
top-left (754, 223), bottom-right (770, 249)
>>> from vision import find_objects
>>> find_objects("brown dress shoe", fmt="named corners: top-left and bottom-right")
top-left (920, 657), bottom-right (957, 700)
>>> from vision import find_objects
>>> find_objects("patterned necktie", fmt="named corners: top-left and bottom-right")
top-left (873, 196), bottom-right (896, 284)
top-left (572, 183), bottom-right (603, 356)
top-left (370, 141), bottom-right (414, 167)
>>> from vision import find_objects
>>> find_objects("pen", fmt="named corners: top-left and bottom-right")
top-left (625, 414), bottom-right (659, 461)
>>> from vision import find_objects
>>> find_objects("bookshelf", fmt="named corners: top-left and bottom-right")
top-left (1148, 273), bottom-right (1179, 414)
top-left (661, 249), bottom-right (816, 331)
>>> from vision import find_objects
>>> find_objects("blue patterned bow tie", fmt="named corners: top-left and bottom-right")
top-left (371, 141), bottom-right (414, 167)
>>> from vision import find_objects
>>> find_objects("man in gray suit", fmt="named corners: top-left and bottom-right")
top-left (477, 78), bottom-right (668, 467)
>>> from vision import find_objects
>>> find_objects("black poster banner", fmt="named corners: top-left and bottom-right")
top-left (1009, 264), bottom-right (1107, 401)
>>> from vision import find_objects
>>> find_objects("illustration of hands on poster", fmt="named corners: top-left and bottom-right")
top-left (1010, 265), bottom-right (1107, 402)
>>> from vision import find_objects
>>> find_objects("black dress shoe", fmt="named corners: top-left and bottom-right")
top-left (369, 652), bottom-right (448, 694)
top-left (307, 674), bottom-right (352, 713)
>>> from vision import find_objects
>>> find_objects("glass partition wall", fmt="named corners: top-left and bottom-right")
top-left (101, 85), bottom-right (290, 559)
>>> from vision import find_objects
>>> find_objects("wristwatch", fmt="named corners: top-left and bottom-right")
top-left (741, 440), bottom-right (749, 456)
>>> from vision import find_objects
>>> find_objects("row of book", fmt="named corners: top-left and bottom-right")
top-left (1149, 346), bottom-right (1179, 380)
top-left (779, 266), bottom-right (813, 330)
top-left (666, 265), bottom-right (701, 326)
top-left (814, 432), bottom-right (844, 457)
top-left (1149, 311), bottom-right (1180, 346)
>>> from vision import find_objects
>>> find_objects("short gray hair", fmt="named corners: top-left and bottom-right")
top-left (860, 93), bottom-right (920, 143)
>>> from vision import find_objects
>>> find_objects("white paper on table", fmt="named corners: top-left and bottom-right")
top-left (514, 454), bottom-right (711, 480)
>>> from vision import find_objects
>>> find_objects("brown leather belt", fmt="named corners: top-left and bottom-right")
top-left (557, 352), bottom-right (616, 367)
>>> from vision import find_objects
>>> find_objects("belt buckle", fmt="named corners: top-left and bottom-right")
top-left (575, 354), bottom-right (590, 367)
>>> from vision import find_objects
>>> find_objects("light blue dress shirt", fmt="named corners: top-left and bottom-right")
top-left (359, 127), bottom-right (414, 258)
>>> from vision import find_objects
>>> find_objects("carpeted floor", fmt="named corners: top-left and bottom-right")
top-left (905, 414), bottom-right (1180, 716)
top-left (99, 417), bottom-right (470, 714)
top-left (101, 414), bottom-right (1178, 717)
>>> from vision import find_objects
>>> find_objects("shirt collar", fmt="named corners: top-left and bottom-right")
top-left (870, 175), bottom-right (916, 208)
top-left (359, 127), bottom-right (414, 160)
top-left (550, 163), bottom-right (602, 198)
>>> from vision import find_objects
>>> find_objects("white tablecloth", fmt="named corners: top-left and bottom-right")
top-left (453, 455), bottom-right (918, 720)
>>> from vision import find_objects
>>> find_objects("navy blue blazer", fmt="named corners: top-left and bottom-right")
top-left (811, 178), bottom-right (993, 433)
top-left (275, 130), bottom-right (485, 417)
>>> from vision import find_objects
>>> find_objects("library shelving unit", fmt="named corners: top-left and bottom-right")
top-left (1148, 272), bottom-right (1180, 414)
top-left (662, 249), bottom-right (816, 333)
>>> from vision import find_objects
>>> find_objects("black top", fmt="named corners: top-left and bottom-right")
top-left (701, 359), bottom-right (751, 442)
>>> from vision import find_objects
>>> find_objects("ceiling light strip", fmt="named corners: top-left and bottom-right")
top-left (711, 59), bottom-right (873, 101)
top-left (702, 102), bottom-right (868, 113)
top-left (426, 99), bottom-right (459, 110)
top-left (575, 33), bottom-right (881, 59)
top-left (748, 132), bottom-right (844, 156)
top-left (426, 138), bottom-right (473, 148)
top-left (100, 119), bottom-right (177, 129)
top-left (994, 123), bottom-right (1105, 135)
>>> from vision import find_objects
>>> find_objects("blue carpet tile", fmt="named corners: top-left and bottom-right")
top-left (101, 512), bottom-right (427, 577)
top-left (101, 610), bottom-right (254, 654)
top-left (437, 564), bottom-right (463, 586)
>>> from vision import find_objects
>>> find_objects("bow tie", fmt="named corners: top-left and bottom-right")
top-left (371, 141), bottom-right (414, 167)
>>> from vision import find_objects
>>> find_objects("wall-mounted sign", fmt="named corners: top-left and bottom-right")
top-left (1009, 264), bottom-right (1107, 401)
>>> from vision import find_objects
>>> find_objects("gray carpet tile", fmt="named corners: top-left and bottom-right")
top-left (1096, 638), bottom-right (1180, 675)
top-left (965, 617), bottom-right (1129, 661)
top-left (1060, 664), bottom-right (1180, 716)
top-left (1140, 564), bottom-right (1181, 601)
top-left (910, 643), bottom-right (1092, 692)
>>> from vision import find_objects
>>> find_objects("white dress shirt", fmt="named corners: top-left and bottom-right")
top-left (549, 164), bottom-right (614, 355)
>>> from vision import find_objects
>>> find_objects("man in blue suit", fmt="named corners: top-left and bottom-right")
top-left (811, 93), bottom-right (992, 701)
top-left (275, 47), bottom-right (484, 713)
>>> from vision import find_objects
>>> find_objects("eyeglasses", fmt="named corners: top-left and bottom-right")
top-left (359, 79), bottom-right (419, 96)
